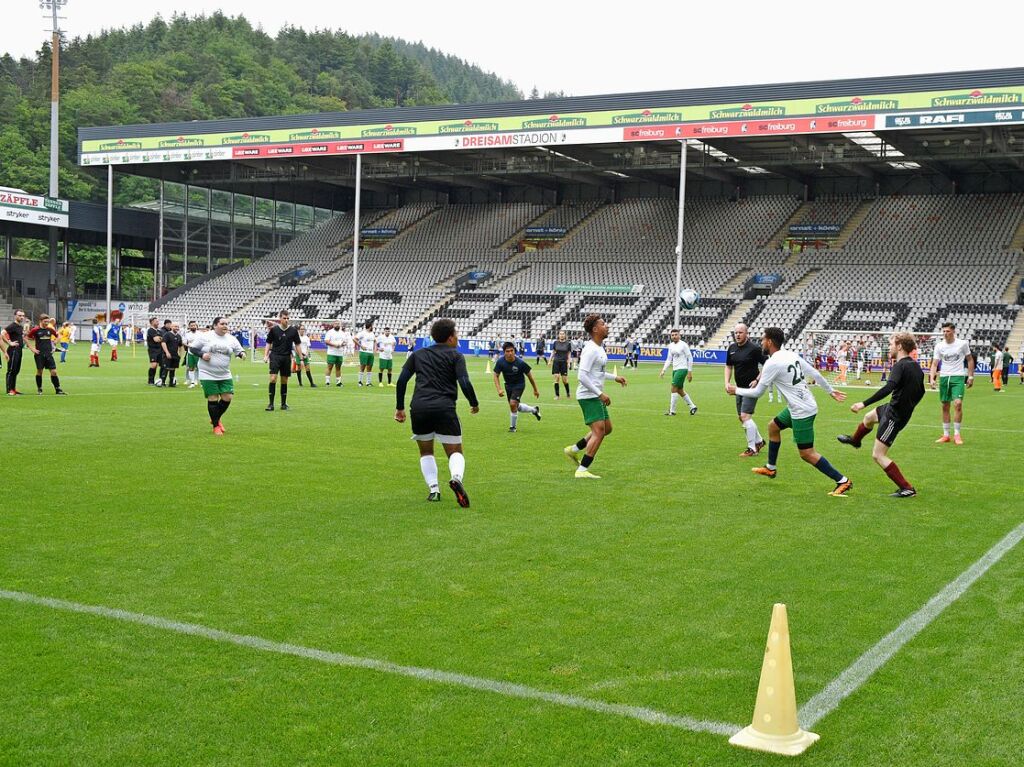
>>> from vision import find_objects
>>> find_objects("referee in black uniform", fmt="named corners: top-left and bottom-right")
top-left (3, 309), bottom-right (28, 395)
top-left (395, 318), bottom-right (479, 507)
top-left (264, 309), bottom-right (302, 411)
top-left (838, 332), bottom-right (925, 497)
top-left (145, 317), bottom-right (164, 386)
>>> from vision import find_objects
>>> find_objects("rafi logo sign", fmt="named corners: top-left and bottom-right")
top-left (611, 109), bottom-right (684, 125)
top-left (522, 115), bottom-right (587, 129)
top-left (98, 139), bottom-right (143, 151)
top-left (815, 96), bottom-right (899, 114)
top-left (360, 125), bottom-right (418, 137)
top-left (158, 137), bottom-right (205, 148)
top-left (932, 90), bottom-right (1022, 107)
top-left (709, 103), bottom-right (785, 119)
top-left (288, 129), bottom-right (343, 141)
top-left (220, 133), bottom-right (271, 145)
top-left (438, 120), bottom-right (500, 134)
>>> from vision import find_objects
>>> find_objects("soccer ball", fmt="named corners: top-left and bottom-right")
top-left (864, 379), bottom-right (871, 386)
top-left (679, 289), bottom-right (701, 310)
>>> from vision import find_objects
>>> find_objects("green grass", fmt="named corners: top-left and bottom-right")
top-left (1, 351), bottom-right (1022, 766)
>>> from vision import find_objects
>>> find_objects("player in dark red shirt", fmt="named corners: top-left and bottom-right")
top-left (27, 314), bottom-right (67, 395)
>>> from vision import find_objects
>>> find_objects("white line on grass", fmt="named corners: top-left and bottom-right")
top-left (0, 588), bottom-right (741, 737)
top-left (799, 520), bottom-right (1024, 729)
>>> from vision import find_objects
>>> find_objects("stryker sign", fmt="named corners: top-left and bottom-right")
top-left (0, 191), bottom-right (69, 228)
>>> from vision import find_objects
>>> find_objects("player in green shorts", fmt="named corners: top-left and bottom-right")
top-left (929, 322), bottom-right (973, 445)
top-left (356, 320), bottom-right (376, 388)
top-left (190, 316), bottom-right (246, 436)
top-left (182, 320), bottom-right (202, 389)
top-left (659, 328), bottom-right (697, 415)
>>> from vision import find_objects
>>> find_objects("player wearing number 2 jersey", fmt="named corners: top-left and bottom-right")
top-left (727, 327), bottom-right (852, 496)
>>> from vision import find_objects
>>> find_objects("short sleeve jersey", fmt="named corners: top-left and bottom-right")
top-left (146, 327), bottom-right (164, 350)
top-left (196, 333), bottom-right (244, 381)
top-left (267, 325), bottom-right (300, 357)
top-left (377, 335), bottom-right (396, 360)
top-left (324, 329), bottom-right (346, 354)
top-left (162, 331), bottom-right (183, 357)
top-left (742, 349), bottom-right (821, 420)
top-left (493, 356), bottom-right (531, 390)
top-left (726, 340), bottom-right (766, 388)
top-left (932, 339), bottom-right (971, 377)
top-left (356, 329), bottom-right (377, 353)
top-left (27, 325), bottom-right (57, 354)
top-left (552, 340), bottom-right (571, 361)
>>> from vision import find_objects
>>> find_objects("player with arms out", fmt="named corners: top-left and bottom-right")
top-left (190, 316), bottom-right (246, 435)
top-left (563, 314), bottom-right (627, 479)
top-left (725, 323), bottom-right (766, 457)
top-left (550, 330), bottom-right (572, 399)
top-left (27, 315), bottom-right (66, 395)
top-left (492, 341), bottom-right (541, 432)
top-left (929, 321), bottom-right (973, 444)
top-left (264, 309), bottom-right (302, 411)
top-left (356, 320), bottom-right (377, 388)
top-left (837, 333), bottom-right (925, 497)
top-left (394, 318), bottom-right (479, 506)
top-left (660, 328), bottom-right (697, 416)
top-left (727, 327), bottom-right (852, 496)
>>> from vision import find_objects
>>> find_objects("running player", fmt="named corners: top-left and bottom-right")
top-left (394, 318), bottom-right (479, 506)
top-left (377, 327), bottom-right (397, 386)
top-left (324, 320), bottom-right (349, 387)
top-left (265, 310), bottom-right (302, 411)
top-left (492, 341), bottom-right (541, 432)
top-left (293, 325), bottom-right (316, 387)
top-left (725, 323), bottom-right (766, 457)
top-left (190, 316), bottom-right (246, 435)
top-left (837, 332), bottom-right (925, 498)
top-left (89, 318), bottom-right (103, 367)
top-left (563, 314), bottom-right (627, 479)
top-left (145, 317), bottom-right (163, 385)
top-left (534, 335), bottom-right (547, 365)
top-left (57, 322), bottom-right (74, 363)
top-left (356, 320), bottom-right (376, 388)
top-left (550, 330), bottom-right (572, 399)
top-left (106, 314), bottom-right (123, 361)
top-left (27, 315), bottom-right (66, 395)
top-left (660, 328), bottom-right (697, 416)
top-left (929, 321), bottom-right (973, 444)
top-left (3, 309), bottom-right (28, 395)
top-left (727, 327), bottom-right (852, 496)
top-left (159, 323), bottom-right (183, 387)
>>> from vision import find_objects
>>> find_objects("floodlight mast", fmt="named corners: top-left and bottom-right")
top-left (41, 0), bottom-right (68, 317)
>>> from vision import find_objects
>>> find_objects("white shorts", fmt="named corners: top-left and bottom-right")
top-left (90, 343), bottom-right (101, 354)
top-left (107, 339), bottom-right (119, 348)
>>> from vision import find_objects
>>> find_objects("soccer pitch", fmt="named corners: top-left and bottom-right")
top-left (2, 353), bottom-right (1022, 766)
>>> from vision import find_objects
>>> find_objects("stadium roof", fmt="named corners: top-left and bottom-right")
top-left (78, 67), bottom-right (1024, 206)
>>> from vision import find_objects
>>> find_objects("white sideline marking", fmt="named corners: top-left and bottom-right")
top-left (799, 521), bottom-right (1024, 729)
top-left (0, 588), bottom-right (740, 737)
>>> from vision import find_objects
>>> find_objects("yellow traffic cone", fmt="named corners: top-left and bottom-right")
top-left (729, 603), bottom-right (819, 756)
top-left (484, 360), bottom-right (491, 374)
top-left (612, 364), bottom-right (618, 377)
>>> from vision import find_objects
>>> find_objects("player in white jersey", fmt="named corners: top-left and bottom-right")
top-left (293, 325), bottom-right (316, 387)
top-left (727, 327), bottom-right (852, 496)
top-left (376, 328), bottom-right (397, 386)
top-left (355, 320), bottom-right (377, 388)
top-left (181, 320), bottom-right (203, 388)
top-left (323, 320), bottom-right (350, 387)
top-left (659, 328), bottom-right (697, 416)
top-left (189, 316), bottom-right (246, 435)
top-left (563, 314), bottom-right (627, 479)
top-left (929, 321), bottom-right (973, 445)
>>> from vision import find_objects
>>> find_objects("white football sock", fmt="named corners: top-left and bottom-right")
top-left (670, 392), bottom-right (679, 413)
top-left (743, 419), bottom-right (759, 449)
top-left (510, 412), bottom-right (518, 428)
top-left (683, 393), bottom-right (695, 407)
top-left (953, 422), bottom-right (961, 435)
top-left (518, 403), bottom-right (536, 414)
top-left (448, 452), bottom-right (465, 482)
top-left (419, 455), bottom-right (439, 491)
top-left (943, 422), bottom-right (951, 436)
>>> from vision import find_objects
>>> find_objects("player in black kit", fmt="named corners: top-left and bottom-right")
top-left (395, 318), bottom-right (479, 507)
top-left (159, 322), bottom-right (183, 387)
top-left (3, 308), bottom-right (29, 395)
top-left (27, 315), bottom-right (66, 395)
top-left (724, 323), bottom-right (766, 456)
top-left (145, 317), bottom-right (165, 386)
top-left (264, 309), bottom-right (302, 411)
top-left (837, 332), bottom-right (925, 497)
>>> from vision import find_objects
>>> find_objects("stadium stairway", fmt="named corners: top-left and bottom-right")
top-left (547, 203), bottom-right (607, 249)
top-left (498, 208), bottom-right (555, 249)
top-left (708, 298), bottom-right (757, 348)
top-left (830, 198), bottom-right (875, 248)
top-left (718, 268), bottom-right (755, 295)
top-left (1002, 256), bottom-right (1023, 304)
top-left (765, 201), bottom-right (812, 250)
top-left (402, 294), bottom-right (455, 335)
top-left (1004, 309), bottom-right (1024, 358)
top-left (785, 268), bottom-right (821, 297)
top-left (477, 262), bottom-right (533, 291)
top-left (1010, 212), bottom-right (1024, 251)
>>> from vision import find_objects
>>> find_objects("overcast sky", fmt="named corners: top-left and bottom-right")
top-left (4, 1), bottom-right (1022, 99)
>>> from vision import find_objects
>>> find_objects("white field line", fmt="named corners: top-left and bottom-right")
top-left (0, 588), bottom-right (741, 738)
top-left (799, 521), bottom-right (1024, 729)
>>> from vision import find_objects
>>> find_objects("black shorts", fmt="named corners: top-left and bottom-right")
top-left (163, 356), bottom-right (180, 369)
top-left (410, 408), bottom-right (462, 443)
top-left (506, 387), bottom-right (525, 402)
top-left (268, 354), bottom-right (292, 375)
top-left (148, 348), bottom-right (164, 363)
top-left (735, 394), bottom-right (757, 416)
top-left (35, 353), bottom-right (57, 371)
top-left (552, 359), bottom-right (569, 376)
top-left (876, 404), bottom-right (907, 447)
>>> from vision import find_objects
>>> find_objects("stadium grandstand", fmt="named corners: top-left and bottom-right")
top-left (73, 67), bottom-right (1024, 356)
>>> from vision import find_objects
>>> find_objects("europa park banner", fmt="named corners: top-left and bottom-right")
top-left (79, 85), bottom-right (1024, 166)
